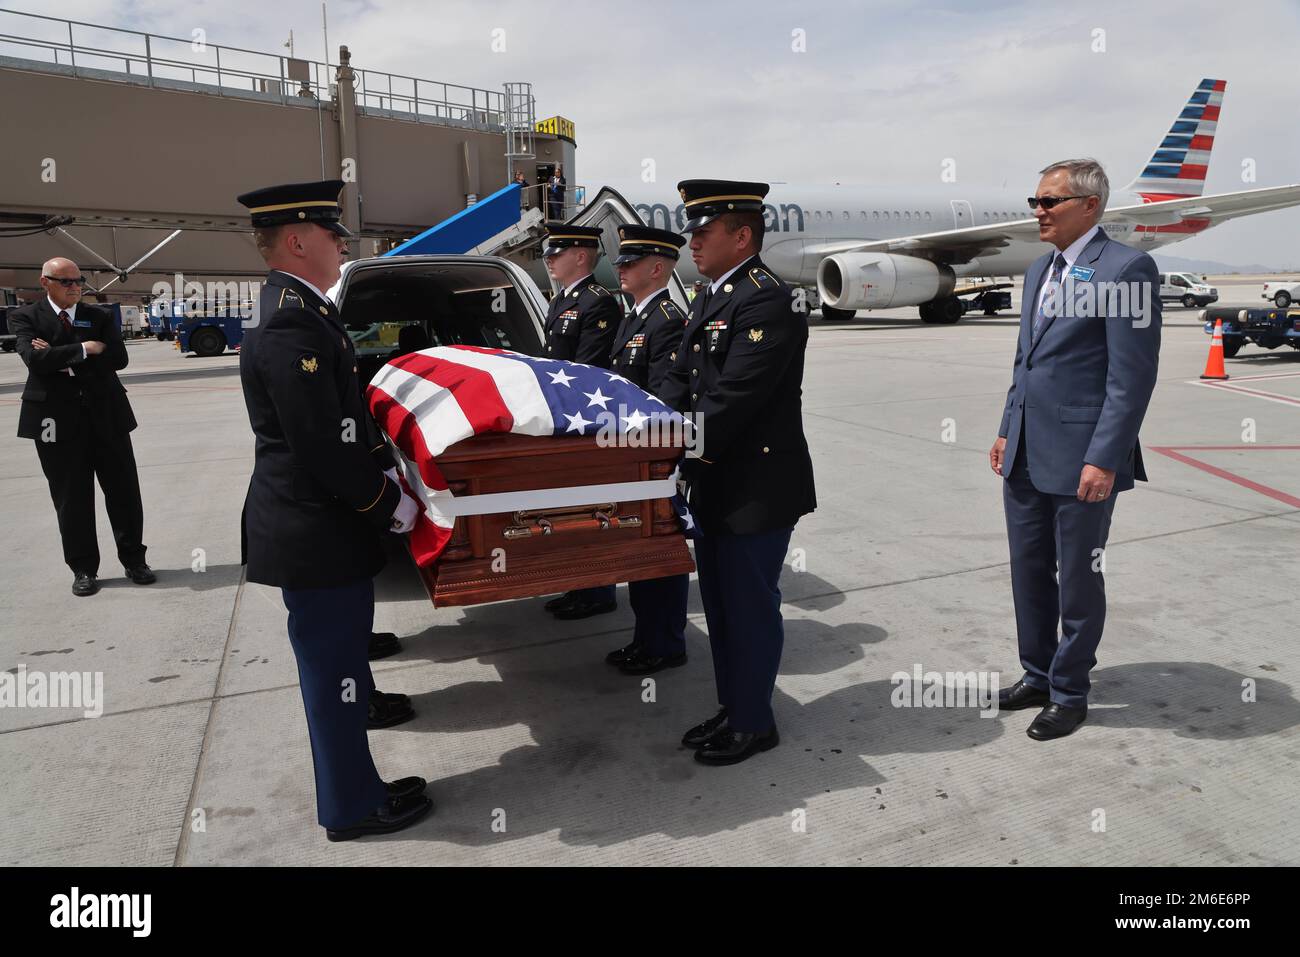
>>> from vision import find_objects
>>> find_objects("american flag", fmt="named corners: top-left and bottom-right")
top-left (366, 345), bottom-right (693, 566)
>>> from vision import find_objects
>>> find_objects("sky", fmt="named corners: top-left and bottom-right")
top-left (12, 0), bottom-right (1300, 266)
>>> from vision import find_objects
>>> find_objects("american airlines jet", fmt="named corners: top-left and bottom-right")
top-left (585, 80), bottom-right (1300, 323)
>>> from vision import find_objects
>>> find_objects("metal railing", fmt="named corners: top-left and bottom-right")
top-left (0, 7), bottom-right (516, 130)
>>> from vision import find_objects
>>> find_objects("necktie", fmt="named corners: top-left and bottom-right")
top-left (698, 286), bottom-right (713, 315)
top-left (58, 310), bottom-right (73, 336)
top-left (1032, 254), bottom-right (1066, 339)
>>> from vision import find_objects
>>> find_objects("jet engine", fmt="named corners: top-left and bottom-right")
top-left (817, 253), bottom-right (956, 310)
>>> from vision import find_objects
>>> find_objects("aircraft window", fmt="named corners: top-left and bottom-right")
top-left (860, 210), bottom-right (867, 219)
top-left (843, 211), bottom-right (850, 221)
top-left (904, 211), bottom-right (910, 221)
top-left (893, 211), bottom-right (900, 220)
top-left (925, 212), bottom-right (931, 222)
top-left (814, 211), bottom-right (821, 221)
top-left (914, 211), bottom-right (920, 220)
top-left (873, 211), bottom-right (879, 220)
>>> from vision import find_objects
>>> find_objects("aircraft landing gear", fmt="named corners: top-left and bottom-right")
top-left (919, 296), bottom-right (963, 324)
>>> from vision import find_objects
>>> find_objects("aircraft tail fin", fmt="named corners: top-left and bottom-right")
top-left (1123, 78), bottom-right (1225, 201)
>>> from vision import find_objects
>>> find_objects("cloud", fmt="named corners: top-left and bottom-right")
top-left (5, 0), bottom-right (1298, 264)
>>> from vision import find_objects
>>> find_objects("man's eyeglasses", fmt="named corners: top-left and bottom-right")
top-left (42, 275), bottom-right (86, 287)
top-left (1027, 195), bottom-right (1088, 211)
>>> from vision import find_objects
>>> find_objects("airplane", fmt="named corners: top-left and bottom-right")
top-left (598, 79), bottom-right (1300, 323)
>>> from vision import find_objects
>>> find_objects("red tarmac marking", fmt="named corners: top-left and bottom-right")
top-left (1148, 445), bottom-right (1300, 509)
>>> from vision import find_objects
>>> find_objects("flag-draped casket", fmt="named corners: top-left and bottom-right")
top-left (367, 346), bottom-right (695, 607)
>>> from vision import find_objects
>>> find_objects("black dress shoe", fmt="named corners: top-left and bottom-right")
top-left (368, 631), bottom-right (402, 661)
top-left (604, 641), bottom-right (642, 667)
top-left (326, 793), bottom-right (433, 842)
top-left (694, 725), bottom-right (780, 766)
top-left (998, 679), bottom-right (1051, 711)
top-left (681, 708), bottom-right (729, 749)
top-left (544, 592), bottom-right (577, 613)
top-left (618, 648), bottom-right (687, 676)
top-left (552, 597), bottom-right (617, 620)
top-left (385, 776), bottom-right (427, 799)
top-left (368, 691), bottom-right (415, 729)
top-left (124, 564), bottom-right (156, 585)
top-left (72, 573), bottom-right (99, 597)
top-left (1026, 703), bottom-right (1087, 740)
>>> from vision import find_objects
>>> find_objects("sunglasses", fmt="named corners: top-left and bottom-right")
top-left (1027, 195), bottom-right (1088, 211)
top-left (43, 275), bottom-right (86, 287)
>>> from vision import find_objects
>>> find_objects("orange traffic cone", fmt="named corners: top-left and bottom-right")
top-left (1200, 317), bottom-right (1229, 380)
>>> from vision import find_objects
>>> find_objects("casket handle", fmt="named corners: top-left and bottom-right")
top-left (503, 503), bottom-right (641, 539)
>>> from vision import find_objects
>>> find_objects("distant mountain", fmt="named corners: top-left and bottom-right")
top-left (1153, 253), bottom-right (1298, 276)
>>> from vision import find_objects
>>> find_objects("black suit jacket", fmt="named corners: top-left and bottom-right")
top-left (660, 255), bottom-right (816, 535)
top-left (9, 300), bottom-right (135, 440)
top-left (543, 275), bottom-right (621, 367)
top-left (239, 271), bottom-right (400, 590)
top-left (609, 288), bottom-right (687, 397)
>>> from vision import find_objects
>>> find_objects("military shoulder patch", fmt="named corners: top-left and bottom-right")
top-left (749, 266), bottom-right (777, 287)
top-left (298, 354), bottom-right (320, 374)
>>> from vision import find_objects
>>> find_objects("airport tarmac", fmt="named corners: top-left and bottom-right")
top-left (1, 280), bottom-right (1297, 866)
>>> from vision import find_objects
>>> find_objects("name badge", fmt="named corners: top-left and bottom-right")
top-left (72, 318), bottom-right (93, 328)
top-left (1066, 265), bottom-right (1095, 281)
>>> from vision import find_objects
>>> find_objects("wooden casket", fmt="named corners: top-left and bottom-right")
top-left (414, 432), bottom-right (695, 607)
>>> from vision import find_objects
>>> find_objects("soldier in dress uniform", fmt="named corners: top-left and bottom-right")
top-left (236, 180), bottom-right (431, 841)
top-left (659, 179), bottom-right (817, 766)
top-left (604, 224), bottom-right (690, 675)
top-left (538, 222), bottom-right (623, 620)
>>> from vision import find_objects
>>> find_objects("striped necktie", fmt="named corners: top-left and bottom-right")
top-left (1033, 253), bottom-right (1066, 339)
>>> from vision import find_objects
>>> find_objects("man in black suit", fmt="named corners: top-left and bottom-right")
top-left (604, 224), bottom-right (691, 674)
top-left (660, 179), bottom-right (817, 766)
top-left (237, 179), bottom-right (431, 841)
top-left (537, 222), bottom-right (623, 621)
top-left (9, 258), bottom-right (153, 596)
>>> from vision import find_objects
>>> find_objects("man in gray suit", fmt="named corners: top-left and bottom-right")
top-left (989, 158), bottom-right (1161, 740)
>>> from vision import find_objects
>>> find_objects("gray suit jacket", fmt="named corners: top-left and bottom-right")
top-left (998, 229), bottom-right (1161, 495)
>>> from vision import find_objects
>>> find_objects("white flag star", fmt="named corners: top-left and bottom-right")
top-left (584, 387), bottom-right (612, 409)
top-left (563, 411), bottom-right (593, 433)
top-left (682, 511), bottom-right (694, 530)
top-left (622, 409), bottom-right (650, 431)
top-left (548, 368), bottom-right (576, 387)
top-left (605, 372), bottom-right (631, 385)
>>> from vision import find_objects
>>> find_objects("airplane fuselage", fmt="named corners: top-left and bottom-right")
top-left (617, 184), bottom-right (1186, 287)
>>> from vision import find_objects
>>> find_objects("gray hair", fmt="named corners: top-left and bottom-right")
top-left (1039, 158), bottom-right (1109, 217)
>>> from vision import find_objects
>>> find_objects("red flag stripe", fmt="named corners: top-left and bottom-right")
top-left (389, 350), bottom-right (516, 436)
top-left (367, 385), bottom-right (450, 492)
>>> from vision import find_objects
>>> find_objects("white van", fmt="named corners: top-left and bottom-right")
top-left (1158, 272), bottom-right (1218, 308)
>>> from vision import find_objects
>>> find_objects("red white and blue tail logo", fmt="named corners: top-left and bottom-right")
top-left (1125, 78), bottom-right (1225, 202)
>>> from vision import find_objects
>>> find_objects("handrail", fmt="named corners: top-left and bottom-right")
top-left (0, 7), bottom-right (519, 129)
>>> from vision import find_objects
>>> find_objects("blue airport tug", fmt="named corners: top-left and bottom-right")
top-left (1203, 305), bottom-right (1300, 358)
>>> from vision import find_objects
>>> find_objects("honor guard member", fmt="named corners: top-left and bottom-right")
top-left (237, 180), bottom-right (432, 841)
top-left (604, 224), bottom-right (691, 674)
top-left (660, 179), bottom-right (817, 765)
top-left (539, 221), bottom-right (622, 620)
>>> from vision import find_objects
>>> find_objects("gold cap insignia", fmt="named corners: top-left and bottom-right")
top-left (748, 328), bottom-right (763, 343)
top-left (297, 211), bottom-right (306, 219)
top-left (598, 320), bottom-right (608, 329)
top-left (300, 355), bottom-right (318, 373)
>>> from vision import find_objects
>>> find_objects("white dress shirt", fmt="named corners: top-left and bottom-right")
top-left (1035, 224), bottom-right (1102, 314)
top-left (278, 271), bottom-right (333, 306)
top-left (48, 297), bottom-right (87, 363)
top-left (633, 285), bottom-right (671, 316)
top-left (709, 257), bottom-right (754, 294)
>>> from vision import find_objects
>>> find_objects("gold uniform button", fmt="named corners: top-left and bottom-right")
top-left (319, 306), bottom-right (328, 315)
top-left (691, 393), bottom-right (697, 401)
top-left (762, 446), bottom-right (770, 453)
top-left (691, 368), bottom-right (698, 376)
top-left (693, 343), bottom-right (700, 352)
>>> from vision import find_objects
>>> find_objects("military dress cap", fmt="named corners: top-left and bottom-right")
top-left (236, 179), bottom-right (351, 236)
top-left (677, 179), bottom-right (769, 232)
top-left (613, 224), bottom-right (686, 265)
top-left (541, 222), bottom-right (604, 258)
